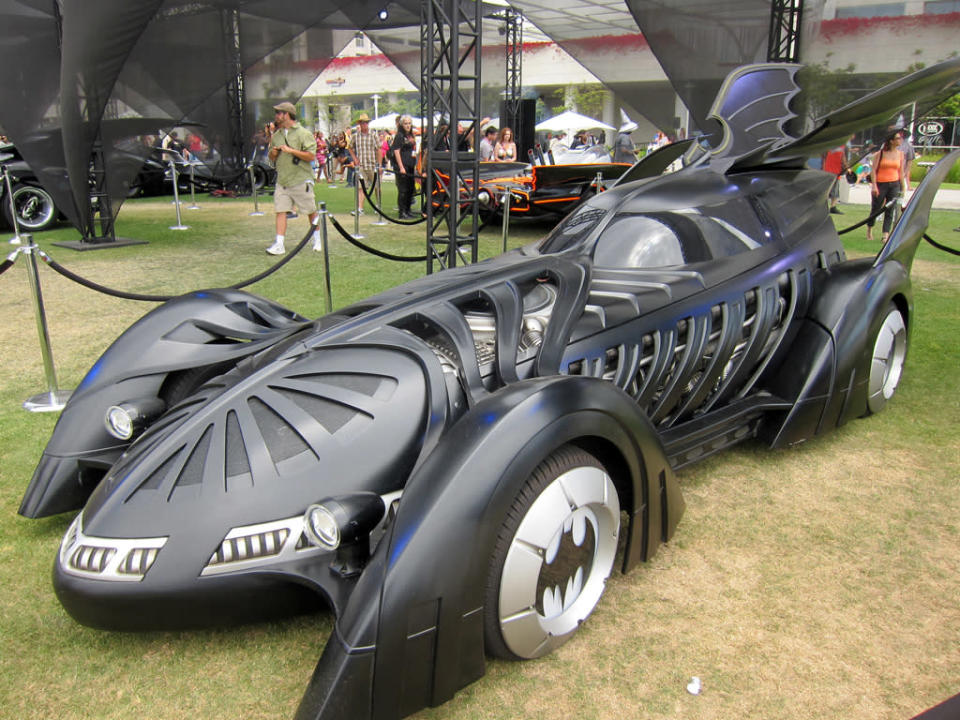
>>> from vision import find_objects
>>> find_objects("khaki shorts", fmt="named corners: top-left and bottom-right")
top-left (274, 181), bottom-right (317, 214)
top-left (356, 167), bottom-right (376, 189)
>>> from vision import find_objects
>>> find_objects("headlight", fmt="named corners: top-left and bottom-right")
top-left (104, 397), bottom-right (166, 440)
top-left (302, 493), bottom-right (386, 575)
top-left (305, 504), bottom-right (341, 549)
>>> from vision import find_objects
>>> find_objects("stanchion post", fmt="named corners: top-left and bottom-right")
top-left (248, 165), bottom-right (264, 217)
top-left (20, 235), bottom-right (72, 412)
top-left (327, 156), bottom-right (337, 189)
top-left (319, 202), bottom-right (333, 314)
top-left (168, 157), bottom-right (188, 230)
top-left (352, 173), bottom-right (364, 239)
top-left (501, 190), bottom-right (512, 254)
top-left (372, 167), bottom-right (387, 226)
top-left (187, 163), bottom-right (200, 209)
top-left (2, 162), bottom-right (25, 244)
top-left (594, 170), bottom-right (604, 194)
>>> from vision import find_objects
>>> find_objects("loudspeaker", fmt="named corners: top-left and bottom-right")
top-left (499, 98), bottom-right (536, 161)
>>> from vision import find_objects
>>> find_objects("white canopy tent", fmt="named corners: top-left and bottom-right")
top-left (368, 112), bottom-right (399, 130)
top-left (536, 110), bottom-right (616, 134)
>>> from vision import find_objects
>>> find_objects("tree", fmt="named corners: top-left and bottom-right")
top-left (552, 84), bottom-right (606, 119)
top-left (931, 91), bottom-right (960, 118)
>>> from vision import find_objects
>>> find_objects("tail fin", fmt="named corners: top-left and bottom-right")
top-left (874, 149), bottom-right (960, 272)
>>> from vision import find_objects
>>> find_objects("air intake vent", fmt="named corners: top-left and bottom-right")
top-left (207, 528), bottom-right (291, 567)
top-left (118, 548), bottom-right (160, 576)
top-left (176, 425), bottom-right (214, 488)
top-left (116, 350), bottom-right (414, 506)
top-left (272, 388), bottom-right (361, 435)
top-left (58, 515), bottom-right (168, 582)
top-left (201, 517), bottom-right (327, 577)
top-left (249, 397), bottom-right (311, 464)
top-left (289, 372), bottom-right (385, 397)
top-left (70, 545), bottom-right (116, 573)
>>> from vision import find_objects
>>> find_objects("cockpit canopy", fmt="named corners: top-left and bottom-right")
top-left (539, 178), bottom-right (777, 269)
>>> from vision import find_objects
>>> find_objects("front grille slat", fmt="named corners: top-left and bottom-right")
top-left (207, 527), bottom-right (291, 568)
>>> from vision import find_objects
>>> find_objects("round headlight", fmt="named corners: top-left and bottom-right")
top-left (305, 504), bottom-right (340, 549)
top-left (104, 397), bottom-right (166, 440)
top-left (105, 405), bottom-right (134, 440)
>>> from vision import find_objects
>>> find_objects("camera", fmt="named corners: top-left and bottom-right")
top-left (292, 157), bottom-right (300, 165)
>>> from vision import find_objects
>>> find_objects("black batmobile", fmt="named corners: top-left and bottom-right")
top-left (19, 61), bottom-right (960, 720)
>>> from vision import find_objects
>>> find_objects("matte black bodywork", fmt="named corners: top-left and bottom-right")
top-left (21, 61), bottom-right (960, 720)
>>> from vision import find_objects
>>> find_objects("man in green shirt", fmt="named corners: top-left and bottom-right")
top-left (266, 101), bottom-right (321, 255)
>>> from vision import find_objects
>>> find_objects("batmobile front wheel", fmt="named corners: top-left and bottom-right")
top-left (865, 305), bottom-right (907, 415)
top-left (484, 445), bottom-right (620, 660)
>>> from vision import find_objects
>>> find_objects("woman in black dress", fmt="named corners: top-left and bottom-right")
top-left (391, 115), bottom-right (418, 219)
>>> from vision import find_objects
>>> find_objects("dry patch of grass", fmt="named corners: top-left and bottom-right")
top-left (0, 199), bottom-right (957, 720)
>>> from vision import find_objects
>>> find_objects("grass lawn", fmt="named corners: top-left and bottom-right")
top-left (0, 188), bottom-right (957, 720)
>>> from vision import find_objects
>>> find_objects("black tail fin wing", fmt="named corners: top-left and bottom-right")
top-left (875, 149), bottom-right (960, 273)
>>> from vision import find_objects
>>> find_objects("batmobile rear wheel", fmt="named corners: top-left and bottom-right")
top-left (865, 304), bottom-right (907, 415)
top-left (484, 445), bottom-right (620, 660)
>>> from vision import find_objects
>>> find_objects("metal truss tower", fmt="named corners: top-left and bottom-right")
top-left (503, 6), bottom-right (522, 111)
top-left (767, 0), bottom-right (804, 63)
top-left (421, 0), bottom-right (482, 273)
top-left (84, 133), bottom-right (115, 241)
top-left (221, 8), bottom-right (247, 170)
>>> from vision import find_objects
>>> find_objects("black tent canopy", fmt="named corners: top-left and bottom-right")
top-left (0, 0), bottom-right (829, 236)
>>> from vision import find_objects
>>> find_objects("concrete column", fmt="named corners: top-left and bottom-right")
top-left (602, 90), bottom-right (615, 147)
top-left (674, 93), bottom-right (690, 141)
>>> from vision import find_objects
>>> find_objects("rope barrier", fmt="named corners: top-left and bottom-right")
top-left (362, 172), bottom-right (502, 233)
top-left (358, 175), bottom-right (426, 226)
top-left (923, 233), bottom-right (960, 256)
top-left (833, 200), bottom-right (958, 255)
top-left (0, 256), bottom-right (15, 276)
top-left (36, 221), bottom-right (318, 302)
top-left (327, 214), bottom-right (427, 262)
top-left (835, 200), bottom-right (895, 235)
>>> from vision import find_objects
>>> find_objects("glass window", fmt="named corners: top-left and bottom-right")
top-left (836, 3), bottom-right (906, 18)
top-left (592, 209), bottom-right (762, 269)
top-left (538, 205), bottom-right (607, 253)
top-left (924, 0), bottom-right (960, 12)
top-left (593, 215), bottom-right (688, 268)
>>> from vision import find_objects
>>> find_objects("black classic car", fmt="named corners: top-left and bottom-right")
top-left (0, 141), bottom-right (62, 231)
top-left (436, 145), bottom-right (632, 222)
top-left (19, 61), bottom-right (960, 720)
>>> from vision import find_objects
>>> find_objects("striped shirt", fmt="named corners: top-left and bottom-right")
top-left (353, 129), bottom-right (378, 170)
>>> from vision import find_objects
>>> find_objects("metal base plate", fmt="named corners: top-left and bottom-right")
top-left (50, 238), bottom-right (148, 252)
top-left (23, 389), bottom-right (73, 412)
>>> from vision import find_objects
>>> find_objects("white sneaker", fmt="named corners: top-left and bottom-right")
top-left (265, 240), bottom-right (285, 255)
top-left (350, 209), bottom-right (365, 216)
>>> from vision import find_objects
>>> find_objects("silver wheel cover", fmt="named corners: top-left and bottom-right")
top-left (867, 309), bottom-right (906, 413)
top-left (498, 464), bottom-right (619, 659)
top-left (14, 186), bottom-right (55, 229)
